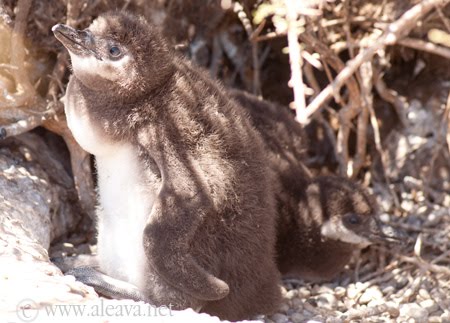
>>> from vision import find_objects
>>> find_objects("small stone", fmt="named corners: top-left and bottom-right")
top-left (382, 285), bottom-right (395, 294)
top-left (298, 287), bottom-right (311, 298)
top-left (278, 303), bottom-right (290, 313)
top-left (420, 299), bottom-right (439, 314)
top-left (418, 288), bottom-right (431, 300)
top-left (440, 311), bottom-right (450, 321)
top-left (367, 299), bottom-right (384, 308)
top-left (292, 298), bottom-right (303, 309)
top-left (359, 286), bottom-right (383, 304)
top-left (302, 309), bottom-right (313, 317)
top-left (400, 303), bottom-right (429, 322)
top-left (291, 312), bottom-right (305, 323)
top-left (428, 316), bottom-right (442, 323)
top-left (379, 213), bottom-right (390, 222)
top-left (334, 287), bottom-right (346, 298)
top-left (285, 290), bottom-right (298, 299)
top-left (395, 277), bottom-right (409, 289)
top-left (312, 285), bottom-right (333, 295)
top-left (346, 284), bottom-right (359, 299)
top-left (286, 309), bottom-right (296, 316)
top-left (271, 313), bottom-right (289, 323)
top-left (326, 318), bottom-right (343, 323)
top-left (316, 293), bottom-right (337, 310)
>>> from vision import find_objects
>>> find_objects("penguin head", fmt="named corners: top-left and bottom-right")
top-left (53, 11), bottom-right (173, 97)
top-left (304, 176), bottom-right (398, 248)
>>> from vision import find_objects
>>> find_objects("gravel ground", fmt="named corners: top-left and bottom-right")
top-left (265, 191), bottom-right (450, 323)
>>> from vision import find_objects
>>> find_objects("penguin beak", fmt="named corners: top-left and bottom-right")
top-left (367, 218), bottom-right (404, 245)
top-left (52, 24), bottom-right (103, 61)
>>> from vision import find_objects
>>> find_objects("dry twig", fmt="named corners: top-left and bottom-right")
top-left (304, 0), bottom-right (450, 120)
top-left (398, 37), bottom-right (450, 60)
top-left (233, 1), bottom-right (261, 96)
top-left (284, 0), bottom-right (307, 123)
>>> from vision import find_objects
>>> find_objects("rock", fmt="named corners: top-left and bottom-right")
top-left (400, 303), bottom-right (429, 322)
top-left (285, 290), bottom-right (298, 299)
top-left (278, 303), bottom-right (290, 313)
top-left (418, 288), bottom-right (431, 300)
top-left (420, 299), bottom-right (439, 314)
top-left (271, 313), bottom-right (289, 323)
top-left (312, 285), bottom-right (333, 295)
top-left (359, 286), bottom-right (383, 304)
top-left (395, 276), bottom-right (409, 289)
top-left (316, 293), bottom-right (337, 310)
top-left (382, 285), bottom-right (395, 294)
top-left (428, 316), bottom-right (441, 323)
top-left (291, 312), bottom-right (305, 323)
top-left (367, 299), bottom-right (384, 308)
top-left (440, 311), bottom-right (450, 321)
top-left (298, 287), bottom-right (311, 298)
top-left (291, 298), bottom-right (303, 309)
top-left (0, 133), bottom-right (80, 249)
top-left (334, 287), bottom-right (346, 298)
top-left (346, 284), bottom-right (359, 299)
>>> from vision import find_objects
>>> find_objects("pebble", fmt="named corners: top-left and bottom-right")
top-left (420, 299), bottom-right (439, 314)
top-left (346, 284), bottom-right (359, 299)
top-left (285, 290), bottom-right (298, 299)
top-left (395, 277), bottom-right (409, 289)
top-left (271, 313), bottom-right (289, 323)
top-left (428, 316), bottom-right (442, 323)
top-left (290, 312), bottom-right (304, 323)
top-left (418, 288), bottom-right (431, 300)
top-left (440, 311), bottom-right (450, 321)
top-left (400, 303), bottom-right (429, 322)
top-left (298, 287), bottom-right (311, 298)
top-left (359, 286), bottom-right (383, 304)
top-left (317, 285), bottom-right (334, 294)
top-left (316, 293), bottom-right (337, 310)
top-left (278, 303), bottom-right (290, 313)
top-left (334, 287), bottom-right (346, 298)
top-left (291, 298), bottom-right (303, 309)
top-left (367, 299), bottom-right (384, 308)
top-left (382, 285), bottom-right (395, 294)
top-left (379, 213), bottom-right (390, 222)
top-left (302, 310), bottom-right (314, 317)
top-left (346, 282), bottom-right (369, 299)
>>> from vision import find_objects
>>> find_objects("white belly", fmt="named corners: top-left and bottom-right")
top-left (96, 144), bottom-right (156, 289)
top-left (63, 83), bottom-right (156, 289)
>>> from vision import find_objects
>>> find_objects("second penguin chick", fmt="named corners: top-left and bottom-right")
top-left (232, 90), bottom-right (392, 282)
top-left (276, 175), bottom-right (384, 282)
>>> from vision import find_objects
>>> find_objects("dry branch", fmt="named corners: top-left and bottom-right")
top-left (233, 1), bottom-right (261, 96)
top-left (304, 0), bottom-right (450, 120)
top-left (0, 103), bottom-right (61, 139)
top-left (398, 37), bottom-right (450, 60)
top-left (284, 0), bottom-right (307, 123)
top-left (9, 0), bottom-right (34, 100)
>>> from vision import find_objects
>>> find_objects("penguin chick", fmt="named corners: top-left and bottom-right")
top-left (231, 90), bottom-right (395, 282)
top-left (277, 176), bottom-right (384, 282)
top-left (52, 12), bottom-right (280, 320)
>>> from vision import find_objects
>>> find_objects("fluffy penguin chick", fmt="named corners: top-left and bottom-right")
top-left (277, 176), bottom-right (384, 282)
top-left (232, 90), bottom-right (393, 282)
top-left (52, 12), bottom-right (280, 320)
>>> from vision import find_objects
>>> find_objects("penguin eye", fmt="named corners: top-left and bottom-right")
top-left (344, 213), bottom-right (361, 226)
top-left (109, 46), bottom-right (122, 58)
